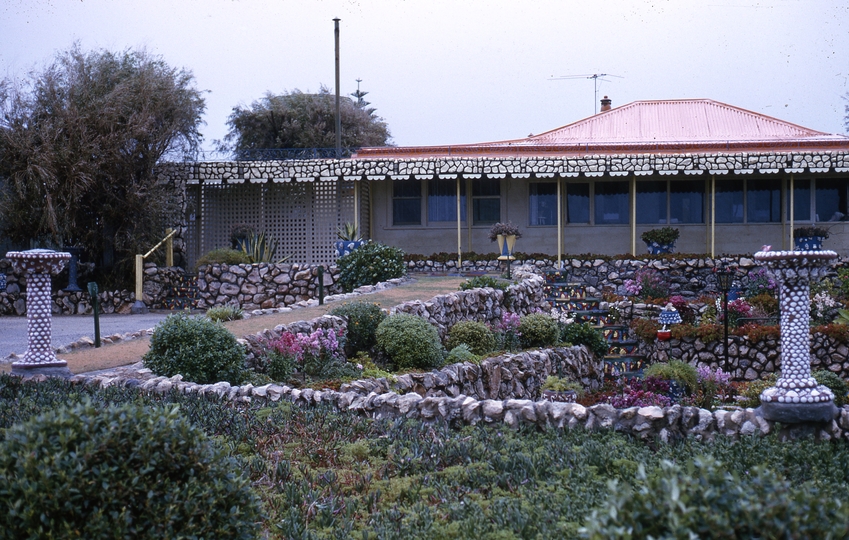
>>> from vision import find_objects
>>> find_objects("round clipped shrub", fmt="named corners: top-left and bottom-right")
top-left (330, 301), bottom-right (386, 352)
top-left (518, 313), bottom-right (559, 349)
top-left (0, 401), bottom-right (262, 539)
top-left (375, 314), bottom-right (444, 370)
top-left (445, 320), bottom-right (497, 356)
top-left (561, 322), bottom-right (608, 357)
top-left (643, 360), bottom-right (699, 395)
top-left (583, 457), bottom-right (849, 539)
top-left (814, 369), bottom-right (849, 407)
top-left (144, 314), bottom-right (246, 384)
top-left (338, 242), bottom-right (406, 292)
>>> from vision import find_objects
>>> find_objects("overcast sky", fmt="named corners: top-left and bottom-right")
top-left (2, 0), bottom-right (848, 152)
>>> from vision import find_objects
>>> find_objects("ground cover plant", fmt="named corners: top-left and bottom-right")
top-left (4, 374), bottom-right (849, 538)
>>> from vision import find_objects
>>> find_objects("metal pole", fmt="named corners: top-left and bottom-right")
top-left (723, 288), bottom-right (729, 373)
top-left (334, 18), bottom-right (342, 159)
top-left (318, 265), bottom-right (325, 305)
top-left (557, 176), bottom-right (562, 268)
top-left (457, 177), bottom-right (462, 272)
top-left (630, 174), bottom-right (636, 256)
top-left (87, 281), bottom-right (101, 348)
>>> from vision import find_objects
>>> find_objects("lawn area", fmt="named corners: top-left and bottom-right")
top-left (3, 374), bottom-right (849, 539)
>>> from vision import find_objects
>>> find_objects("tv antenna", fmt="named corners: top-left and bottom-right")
top-left (549, 73), bottom-right (624, 114)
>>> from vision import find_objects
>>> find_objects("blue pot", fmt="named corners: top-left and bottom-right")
top-left (645, 240), bottom-right (675, 255)
top-left (794, 236), bottom-right (824, 251)
top-left (334, 239), bottom-right (366, 258)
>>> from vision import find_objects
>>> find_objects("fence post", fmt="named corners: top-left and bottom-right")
top-left (87, 281), bottom-right (101, 348)
top-left (131, 254), bottom-right (148, 314)
top-left (165, 228), bottom-right (174, 267)
top-left (318, 265), bottom-right (325, 305)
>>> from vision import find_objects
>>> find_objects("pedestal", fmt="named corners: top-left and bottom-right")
top-left (7, 249), bottom-right (72, 378)
top-left (753, 249), bottom-right (838, 423)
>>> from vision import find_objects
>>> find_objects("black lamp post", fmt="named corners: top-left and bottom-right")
top-left (716, 266), bottom-right (735, 374)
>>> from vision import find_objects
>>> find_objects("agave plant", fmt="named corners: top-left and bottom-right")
top-left (835, 308), bottom-right (849, 325)
top-left (337, 222), bottom-right (361, 241)
top-left (238, 232), bottom-right (289, 263)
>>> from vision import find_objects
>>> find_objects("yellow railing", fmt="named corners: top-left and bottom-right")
top-left (134, 228), bottom-right (176, 305)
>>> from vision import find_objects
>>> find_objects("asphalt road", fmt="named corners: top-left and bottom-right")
top-left (0, 312), bottom-right (172, 360)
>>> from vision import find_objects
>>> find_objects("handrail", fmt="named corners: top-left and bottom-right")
top-left (133, 228), bottom-right (175, 312)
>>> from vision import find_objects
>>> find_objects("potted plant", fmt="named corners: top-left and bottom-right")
top-left (641, 227), bottom-right (680, 255)
top-left (489, 221), bottom-right (521, 260)
top-left (335, 222), bottom-right (366, 258)
top-left (793, 225), bottom-right (829, 251)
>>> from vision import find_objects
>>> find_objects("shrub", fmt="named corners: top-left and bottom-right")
top-left (375, 314), bottom-right (444, 370)
top-left (0, 400), bottom-right (262, 539)
top-left (582, 457), bottom-right (849, 539)
top-left (338, 242), bottom-right (406, 292)
top-left (330, 301), bottom-right (386, 352)
top-left (542, 375), bottom-right (584, 396)
top-left (143, 314), bottom-right (246, 384)
top-left (630, 317), bottom-right (660, 342)
top-left (206, 304), bottom-right (244, 322)
top-left (446, 344), bottom-right (481, 365)
top-left (744, 267), bottom-right (778, 299)
top-left (518, 313), bottom-right (560, 349)
top-left (623, 267), bottom-right (670, 300)
top-left (195, 247), bottom-right (250, 269)
top-left (643, 360), bottom-right (699, 395)
top-left (561, 322), bottom-right (608, 357)
top-left (459, 275), bottom-right (508, 292)
top-left (736, 373), bottom-right (779, 408)
top-left (445, 321), bottom-right (497, 356)
top-left (491, 311), bottom-right (523, 352)
top-left (813, 370), bottom-right (849, 407)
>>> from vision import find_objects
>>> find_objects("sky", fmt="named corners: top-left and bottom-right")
top-left (2, 0), bottom-right (848, 154)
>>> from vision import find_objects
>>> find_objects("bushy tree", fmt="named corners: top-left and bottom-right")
top-left (0, 44), bottom-right (205, 282)
top-left (220, 85), bottom-right (391, 156)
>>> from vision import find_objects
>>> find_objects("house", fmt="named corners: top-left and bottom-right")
top-left (159, 98), bottom-right (849, 267)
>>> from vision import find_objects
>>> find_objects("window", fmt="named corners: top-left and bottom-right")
top-left (714, 180), bottom-right (743, 223)
top-left (392, 181), bottom-right (421, 226)
top-left (428, 179), bottom-right (466, 222)
top-left (567, 183), bottom-right (590, 223)
top-left (670, 180), bottom-right (704, 223)
top-left (815, 178), bottom-right (848, 222)
top-left (790, 178), bottom-right (811, 221)
top-left (472, 179), bottom-right (500, 224)
top-left (636, 181), bottom-right (667, 224)
top-left (529, 183), bottom-right (557, 225)
top-left (747, 179), bottom-right (781, 223)
top-left (594, 181), bottom-right (629, 224)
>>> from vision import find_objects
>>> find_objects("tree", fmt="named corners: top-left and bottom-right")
top-left (0, 44), bottom-right (205, 283)
top-left (220, 85), bottom-right (391, 156)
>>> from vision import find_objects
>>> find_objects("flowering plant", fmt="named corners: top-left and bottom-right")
top-left (685, 366), bottom-right (734, 409)
top-left (623, 267), bottom-right (669, 300)
top-left (609, 377), bottom-right (672, 408)
top-left (744, 268), bottom-right (777, 299)
top-left (715, 297), bottom-right (752, 327)
top-left (488, 221), bottom-right (522, 242)
top-left (812, 291), bottom-right (839, 325)
top-left (263, 327), bottom-right (356, 380)
top-left (491, 311), bottom-right (522, 351)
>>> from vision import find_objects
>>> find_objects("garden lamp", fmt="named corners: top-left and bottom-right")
top-left (716, 266), bottom-right (735, 373)
top-left (657, 303), bottom-right (682, 341)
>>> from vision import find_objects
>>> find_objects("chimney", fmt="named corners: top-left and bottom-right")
top-left (600, 95), bottom-right (612, 112)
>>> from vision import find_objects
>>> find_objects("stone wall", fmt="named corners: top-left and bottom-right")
top-left (639, 331), bottom-right (849, 380)
top-left (195, 263), bottom-right (341, 310)
top-left (341, 346), bottom-right (603, 401)
top-left (0, 259), bottom-right (340, 316)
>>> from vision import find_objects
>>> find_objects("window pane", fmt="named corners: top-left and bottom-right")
top-left (428, 179), bottom-right (466, 222)
top-left (715, 180), bottom-right (743, 223)
top-left (747, 179), bottom-right (781, 223)
top-left (816, 178), bottom-right (848, 222)
top-left (529, 183), bottom-right (557, 225)
top-left (567, 183), bottom-right (590, 224)
top-left (473, 199), bottom-right (500, 224)
top-left (670, 180), bottom-right (704, 223)
top-left (636, 181), bottom-right (667, 224)
top-left (594, 182), bottom-right (629, 224)
top-left (472, 178), bottom-right (500, 225)
top-left (790, 178), bottom-right (811, 221)
top-left (393, 181), bottom-right (421, 226)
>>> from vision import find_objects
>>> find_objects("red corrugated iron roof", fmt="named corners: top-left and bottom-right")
top-left (355, 99), bottom-right (849, 158)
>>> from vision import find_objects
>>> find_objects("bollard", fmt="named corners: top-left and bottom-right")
top-left (87, 282), bottom-right (101, 348)
top-left (317, 265), bottom-right (325, 305)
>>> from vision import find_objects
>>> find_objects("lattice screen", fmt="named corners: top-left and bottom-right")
top-left (187, 178), bottom-right (363, 265)
top-left (184, 185), bottom-right (201, 270)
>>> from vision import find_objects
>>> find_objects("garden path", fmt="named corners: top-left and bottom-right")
top-left (0, 276), bottom-right (465, 376)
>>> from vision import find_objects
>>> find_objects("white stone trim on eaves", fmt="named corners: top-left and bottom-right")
top-left (155, 150), bottom-right (849, 184)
